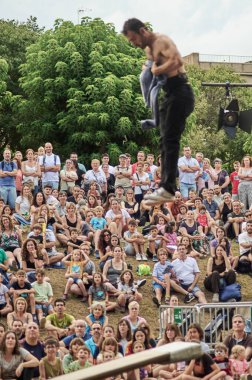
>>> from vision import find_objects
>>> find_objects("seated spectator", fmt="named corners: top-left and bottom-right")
top-left (203, 188), bottom-right (220, 221)
top-left (124, 218), bottom-right (146, 260)
top-left (117, 269), bottom-right (143, 311)
top-left (0, 214), bottom-right (22, 269)
top-left (88, 273), bottom-right (117, 312)
top-left (224, 314), bottom-right (252, 360)
top-left (67, 345), bottom-right (92, 372)
top-left (171, 243), bottom-right (207, 304)
top-left (60, 319), bottom-right (88, 350)
top-left (84, 321), bottom-right (103, 360)
top-left (169, 191), bottom-right (183, 220)
top-left (103, 245), bottom-right (127, 289)
top-left (122, 301), bottom-right (147, 333)
top-left (125, 327), bottom-right (152, 355)
top-left (176, 203), bottom-right (188, 224)
top-left (39, 337), bottom-right (63, 379)
top-left (62, 337), bottom-right (85, 373)
top-left (227, 200), bottom-right (245, 241)
top-left (204, 244), bottom-right (236, 302)
top-left (116, 319), bottom-right (132, 355)
top-left (90, 206), bottom-right (107, 258)
top-left (162, 221), bottom-right (177, 256)
top-left (105, 199), bottom-right (131, 238)
top-left (62, 249), bottom-right (89, 301)
top-left (97, 337), bottom-right (123, 363)
top-left (7, 297), bottom-right (33, 329)
top-left (13, 184), bottom-right (33, 226)
top-left (0, 330), bottom-right (39, 380)
top-left (0, 272), bottom-right (12, 316)
top-left (179, 210), bottom-right (208, 255)
top-left (32, 268), bottom-right (53, 327)
top-left (21, 238), bottom-right (49, 275)
top-left (146, 225), bottom-right (164, 262)
top-left (234, 220), bottom-right (252, 270)
top-left (10, 270), bottom-right (36, 321)
top-left (186, 323), bottom-right (210, 353)
top-left (229, 344), bottom-right (249, 379)
top-left (45, 298), bottom-right (75, 339)
top-left (157, 323), bottom-right (182, 347)
top-left (121, 188), bottom-right (139, 220)
top-left (181, 352), bottom-right (221, 379)
top-left (30, 191), bottom-right (46, 228)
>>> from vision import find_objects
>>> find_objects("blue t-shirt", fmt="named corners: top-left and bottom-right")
top-left (90, 217), bottom-right (106, 230)
top-left (0, 161), bottom-right (17, 186)
top-left (152, 260), bottom-right (173, 282)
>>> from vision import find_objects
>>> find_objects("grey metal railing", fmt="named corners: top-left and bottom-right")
top-left (199, 54), bottom-right (252, 64)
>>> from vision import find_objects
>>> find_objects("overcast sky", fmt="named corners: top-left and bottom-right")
top-left (1, 0), bottom-right (252, 58)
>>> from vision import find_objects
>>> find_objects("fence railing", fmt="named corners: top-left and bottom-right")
top-left (160, 302), bottom-right (252, 348)
top-left (199, 54), bottom-right (252, 64)
top-left (55, 342), bottom-right (202, 380)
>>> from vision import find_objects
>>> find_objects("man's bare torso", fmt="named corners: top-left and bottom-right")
top-left (146, 33), bottom-right (185, 78)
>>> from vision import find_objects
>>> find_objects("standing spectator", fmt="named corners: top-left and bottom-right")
top-left (132, 162), bottom-right (150, 205)
top-left (102, 163), bottom-right (115, 194)
top-left (0, 148), bottom-right (17, 210)
top-left (178, 147), bottom-right (199, 200)
top-left (84, 159), bottom-right (107, 196)
top-left (114, 154), bottom-right (132, 191)
top-left (230, 161), bottom-right (240, 200)
top-left (100, 153), bottom-right (114, 174)
top-left (213, 185), bottom-right (224, 206)
top-left (21, 149), bottom-right (41, 194)
top-left (14, 151), bottom-right (23, 196)
top-left (39, 142), bottom-right (61, 190)
top-left (60, 159), bottom-right (78, 194)
top-left (224, 314), bottom-right (252, 360)
top-left (238, 155), bottom-right (252, 210)
top-left (131, 151), bottom-right (146, 175)
top-left (70, 152), bottom-right (86, 187)
top-left (213, 158), bottom-right (230, 194)
top-left (147, 153), bottom-right (157, 189)
top-left (197, 158), bottom-right (217, 192)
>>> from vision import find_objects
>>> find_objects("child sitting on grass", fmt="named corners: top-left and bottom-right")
top-left (68, 345), bottom-right (93, 372)
top-left (62, 249), bottom-right (89, 301)
top-left (39, 338), bottom-right (63, 380)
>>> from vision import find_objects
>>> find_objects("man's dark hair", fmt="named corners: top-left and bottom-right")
top-left (122, 18), bottom-right (147, 35)
top-left (54, 298), bottom-right (65, 306)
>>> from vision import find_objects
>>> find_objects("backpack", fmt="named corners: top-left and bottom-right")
top-left (220, 283), bottom-right (242, 302)
top-left (42, 154), bottom-right (58, 166)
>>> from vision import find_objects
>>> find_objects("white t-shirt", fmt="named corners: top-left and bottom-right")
top-left (172, 256), bottom-right (200, 285)
top-left (0, 283), bottom-right (8, 305)
top-left (238, 231), bottom-right (252, 255)
top-left (39, 154), bottom-right (61, 183)
top-left (132, 172), bottom-right (150, 195)
top-left (15, 196), bottom-right (31, 214)
top-left (105, 209), bottom-right (130, 225)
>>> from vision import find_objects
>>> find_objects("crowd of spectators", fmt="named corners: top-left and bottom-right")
top-left (0, 143), bottom-right (252, 379)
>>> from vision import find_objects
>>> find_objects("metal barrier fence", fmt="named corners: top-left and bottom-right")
top-left (160, 302), bottom-right (252, 348)
top-left (55, 342), bottom-right (202, 380)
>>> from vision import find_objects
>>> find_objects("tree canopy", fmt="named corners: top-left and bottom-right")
top-left (0, 16), bottom-right (251, 166)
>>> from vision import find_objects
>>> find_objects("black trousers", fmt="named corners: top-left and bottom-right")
top-left (204, 270), bottom-right (236, 293)
top-left (159, 75), bottom-right (195, 193)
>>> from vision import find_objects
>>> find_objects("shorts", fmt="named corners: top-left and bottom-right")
top-left (72, 278), bottom-right (82, 284)
top-left (153, 281), bottom-right (166, 291)
top-left (180, 183), bottom-right (197, 198)
top-left (35, 304), bottom-right (53, 313)
top-left (181, 282), bottom-right (200, 295)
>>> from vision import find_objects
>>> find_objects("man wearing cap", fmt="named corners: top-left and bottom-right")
top-left (114, 154), bottom-right (132, 191)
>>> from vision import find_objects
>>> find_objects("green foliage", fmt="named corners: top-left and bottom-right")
top-left (18, 18), bottom-right (159, 162)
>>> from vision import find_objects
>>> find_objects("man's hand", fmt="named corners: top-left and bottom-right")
top-left (151, 62), bottom-right (163, 76)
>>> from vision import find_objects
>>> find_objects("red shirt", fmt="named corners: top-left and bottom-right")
top-left (230, 171), bottom-right (240, 194)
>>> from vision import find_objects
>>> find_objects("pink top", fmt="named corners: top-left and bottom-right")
top-left (229, 358), bottom-right (248, 375)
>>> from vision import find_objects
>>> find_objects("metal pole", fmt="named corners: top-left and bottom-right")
top-left (55, 342), bottom-right (202, 380)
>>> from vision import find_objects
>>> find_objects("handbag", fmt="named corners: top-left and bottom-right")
top-left (219, 282), bottom-right (242, 302)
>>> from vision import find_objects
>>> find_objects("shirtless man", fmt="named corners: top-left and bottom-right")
top-left (122, 18), bottom-right (194, 205)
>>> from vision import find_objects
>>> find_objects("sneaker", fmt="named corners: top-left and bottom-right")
top-left (136, 253), bottom-right (142, 261)
top-left (142, 254), bottom-right (148, 261)
top-left (152, 296), bottom-right (161, 308)
top-left (144, 187), bottom-right (174, 205)
top-left (212, 293), bottom-right (219, 302)
top-left (95, 250), bottom-right (100, 259)
top-left (184, 293), bottom-right (196, 303)
top-left (137, 279), bottom-right (147, 288)
top-left (40, 316), bottom-right (46, 329)
top-left (152, 255), bottom-right (158, 262)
